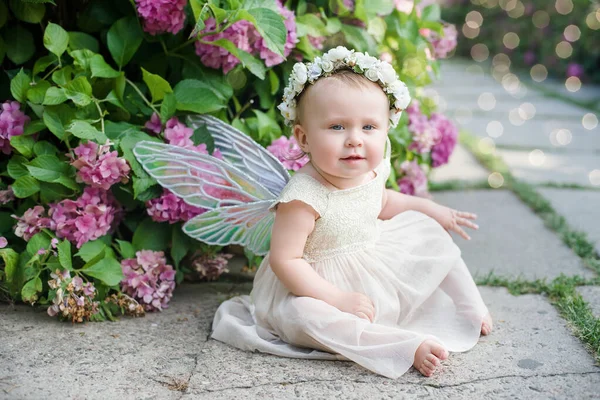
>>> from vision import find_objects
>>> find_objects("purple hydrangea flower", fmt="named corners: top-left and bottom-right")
top-left (267, 136), bottom-right (309, 171)
top-left (12, 206), bottom-right (54, 241)
top-left (145, 112), bottom-right (163, 134)
top-left (70, 141), bottom-right (131, 190)
top-left (430, 113), bottom-right (458, 167)
top-left (0, 236), bottom-right (7, 248)
top-left (120, 250), bottom-right (176, 312)
top-left (135, 0), bottom-right (187, 36)
top-left (422, 24), bottom-right (458, 59)
top-left (146, 189), bottom-right (206, 224)
top-left (250, 0), bottom-right (298, 67)
top-left (0, 186), bottom-right (14, 205)
top-left (397, 160), bottom-right (429, 198)
top-left (0, 101), bottom-right (30, 155)
top-left (407, 103), bottom-right (441, 154)
top-left (49, 187), bottom-right (121, 248)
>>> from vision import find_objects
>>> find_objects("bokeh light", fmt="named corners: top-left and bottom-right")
top-left (509, 108), bottom-right (526, 126)
top-left (590, 170), bottom-right (600, 186)
top-left (499, 0), bottom-right (517, 11)
top-left (532, 11), bottom-right (550, 28)
top-left (465, 64), bottom-right (485, 77)
top-left (478, 137), bottom-right (496, 155)
top-left (555, 41), bottom-right (573, 58)
top-left (471, 43), bottom-right (489, 62)
top-left (507, 1), bottom-right (525, 18)
top-left (462, 23), bottom-right (480, 39)
top-left (501, 73), bottom-right (521, 94)
top-left (563, 25), bottom-right (581, 42)
top-left (487, 121), bottom-right (504, 138)
top-left (530, 64), bottom-right (548, 82)
top-left (503, 32), bottom-right (520, 49)
top-left (582, 113), bottom-right (598, 130)
top-left (488, 172), bottom-right (504, 188)
top-left (478, 92), bottom-right (496, 110)
top-left (555, 0), bottom-right (573, 15)
top-left (518, 102), bottom-right (536, 120)
top-left (550, 129), bottom-right (572, 146)
top-left (586, 10), bottom-right (600, 30)
top-left (466, 11), bottom-right (483, 29)
top-left (528, 149), bottom-right (545, 166)
top-left (565, 76), bottom-right (581, 92)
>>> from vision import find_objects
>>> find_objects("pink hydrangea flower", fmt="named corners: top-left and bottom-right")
top-left (397, 160), bottom-right (429, 198)
top-left (164, 117), bottom-right (194, 147)
top-left (407, 103), bottom-right (441, 154)
top-left (267, 136), bottom-right (309, 171)
top-left (430, 113), bottom-right (458, 167)
top-left (146, 188), bottom-right (206, 224)
top-left (120, 250), bottom-right (176, 312)
top-left (195, 0), bottom-right (298, 73)
top-left (70, 141), bottom-right (130, 190)
top-left (524, 50), bottom-right (536, 66)
top-left (190, 252), bottom-right (232, 281)
top-left (0, 186), bottom-right (14, 205)
top-left (12, 206), bottom-right (54, 241)
top-left (308, 36), bottom-right (325, 50)
top-left (0, 236), bottom-right (7, 248)
top-left (49, 187), bottom-right (121, 248)
top-left (135, 0), bottom-right (187, 36)
top-left (421, 24), bottom-right (457, 59)
top-left (0, 101), bottom-right (30, 155)
top-left (145, 112), bottom-right (162, 134)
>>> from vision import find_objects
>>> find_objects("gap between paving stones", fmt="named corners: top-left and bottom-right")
top-left (459, 129), bottom-right (600, 363)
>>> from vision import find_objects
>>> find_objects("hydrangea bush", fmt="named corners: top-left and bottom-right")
top-left (0, 0), bottom-right (459, 321)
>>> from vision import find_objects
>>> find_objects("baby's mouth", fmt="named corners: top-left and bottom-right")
top-left (341, 155), bottom-right (365, 160)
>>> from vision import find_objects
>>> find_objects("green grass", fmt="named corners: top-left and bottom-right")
top-left (429, 179), bottom-right (491, 192)
top-left (461, 130), bottom-right (600, 362)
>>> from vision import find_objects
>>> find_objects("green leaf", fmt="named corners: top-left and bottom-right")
top-left (5, 24), bottom-right (35, 65)
top-left (174, 79), bottom-right (227, 114)
top-left (209, 38), bottom-right (266, 79)
top-left (0, 1), bottom-right (7, 29)
top-left (236, 8), bottom-right (286, 58)
top-left (81, 257), bottom-right (123, 286)
top-left (141, 67), bottom-right (172, 103)
top-left (52, 66), bottom-right (72, 86)
top-left (43, 86), bottom-right (68, 105)
top-left (70, 48), bottom-right (95, 72)
top-left (9, 0), bottom-right (45, 23)
top-left (64, 76), bottom-right (92, 107)
top-left (21, 277), bottom-right (42, 303)
top-left (253, 109), bottom-right (281, 141)
top-left (296, 14), bottom-right (327, 37)
top-left (119, 130), bottom-right (160, 180)
top-left (42, 109), bottom-right (66, 140)
top-left (132, 219), bottom-right (170, 252)
top-left (67, 120), bottom-right (108, 142)
top-left (76, 240), bottom-right (107, 262)
top-left (90, 54), bottom-right (120, 78)
top-left (7, 155), bottom-right (29, 178)
top-left (26, 155), bottom-right (77, 190)
top-left (27, 232), bottom-right (51, 257)
top-left (0, 248), bottom-right (19, 284)
top-left (26, 80), bottom-right (51, 104)
top-left (33, 54), bottom-right (57, 76)
top-left (43, 22), bottom-right (69, 58)
top-left (39, 181), bottom-right (73, 203)
top-left (10, 135), bottom-right (35, 158)
top-left (104, 89), bottom-right (127, 111)
top-left (422, 4), bottom-right (441, 22)
top-left (68, 31), bottom-right (99, 53)
top-left (159, 92), bottom-right (176, 123)
top-left (0, 36), bottom-right (5, 65)
top-left (23, 119), bottom-right (46, 135)
top-left (171, 224), bottom-right (192, 268)
top-left (33, 140), bottom-right (59, 156)
top-left (107, 16), bottom-right (143, 68)
top-left (132, 177), bottom-right (159, 200)
top-left (325, 17), bottom-right (342, 34)
top-left (341, 23), bottom-right (377, 53)
top-left (10, 69), bottom-right (31, 103)
top-left (191, 125), bottom-right (214, 153)
top-left (58, 240), bottom-right (73, 270)
top-left (116, 240), bottom-right (136, 259)
top-left (12, 175), bottom-right (40, 198)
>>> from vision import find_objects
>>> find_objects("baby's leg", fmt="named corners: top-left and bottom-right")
top-left (439, 259), bottom-right (493, 335)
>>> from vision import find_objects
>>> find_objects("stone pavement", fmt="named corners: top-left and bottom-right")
top-left (1, 58), bottom-right (600, 399)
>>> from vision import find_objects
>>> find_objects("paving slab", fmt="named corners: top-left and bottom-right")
top-left (577, 286), bottom-right (600, 319)
top-left (459, 117), bottom-right (600, 152)
top-left (181, 286), bottom-right (600, 399)
top-left (496, 149), bottom-right (600, 187)
top-left (537, 188), bottom-right (600, 253)
top-left (0, 282), bottom-right (251, 400)
top-left (429, 144), bottom-right (489, 183)
top-left (432, 190), bottom-right (593, 280)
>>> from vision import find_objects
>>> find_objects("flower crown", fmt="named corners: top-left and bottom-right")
top-left (278, 46), bottom-right (411, 128)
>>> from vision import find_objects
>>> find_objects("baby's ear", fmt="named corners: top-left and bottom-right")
top-left (293, 124), bottom-right (309, 151)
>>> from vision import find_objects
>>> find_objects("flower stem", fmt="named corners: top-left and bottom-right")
top-left (41, 65), bottom-right (61, 82)
top-left (93, 100), bottom-right (105, 134)
top-left (125, 78), bottom-right (159, 115)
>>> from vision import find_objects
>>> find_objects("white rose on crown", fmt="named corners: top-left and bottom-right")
top-left (292, 63), bottom-right (308, 85)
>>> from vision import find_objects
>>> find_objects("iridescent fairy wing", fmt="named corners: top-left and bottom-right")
top-left (183, 201), bottom-right (274, 255)
top-left (133, 141), bottom-right (274, 209)
top-left (186, 114), bottom-right (290, 196)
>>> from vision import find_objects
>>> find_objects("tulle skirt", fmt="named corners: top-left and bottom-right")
top-left (211, 211), bottom-right (488, 379)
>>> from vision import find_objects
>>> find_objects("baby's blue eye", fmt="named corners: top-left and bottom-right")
top-left (363, 125), bottom-right (375, 130)
top-left (330, 125), bottom-right (344, 130)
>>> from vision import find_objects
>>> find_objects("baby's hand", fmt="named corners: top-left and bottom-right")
top-left (330, 291), bottom-right (375, 322)
top-left (431, 204), bottom-right (478, 241)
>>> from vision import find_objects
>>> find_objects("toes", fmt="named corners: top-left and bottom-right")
top-left (426, 354), bottom-right (441, 367)
top-left (431, 345), bottom-right (449, 360)
top-left (423, 359), bottom-right (436, 370)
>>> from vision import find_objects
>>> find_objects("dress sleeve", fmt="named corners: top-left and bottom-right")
top-left (268, 174), bottom-right (329, 217)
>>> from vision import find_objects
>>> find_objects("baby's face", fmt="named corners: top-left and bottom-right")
top-left (295, 78), bottom-right (389, 185)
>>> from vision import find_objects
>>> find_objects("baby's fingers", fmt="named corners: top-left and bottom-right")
top-left (356, 311), bottom-right (372, 322)
top-left (452, 225), bottom-right (471, 241)
top-left (457, 217), bottom-right (479, 230)
top-left (457, 211), bottom-right (477, 220)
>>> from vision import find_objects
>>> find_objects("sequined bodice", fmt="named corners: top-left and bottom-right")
top-left (271, 159), bottom-right (391, 263)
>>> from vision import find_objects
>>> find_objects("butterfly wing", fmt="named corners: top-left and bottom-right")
top-left (186, 114), bottom-right (290, 196)
top-left (133, 141), bottom-right (274, 209)
top-left (183, 201), bottom-right (274, 255)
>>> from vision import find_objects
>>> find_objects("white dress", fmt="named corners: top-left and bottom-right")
top-left (211, 155), bottom-right (489, 379)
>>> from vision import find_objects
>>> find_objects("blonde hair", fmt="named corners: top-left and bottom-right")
top-left (294, 68), bottom-right (386, 125)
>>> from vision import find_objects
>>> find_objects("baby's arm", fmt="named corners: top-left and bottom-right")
top-left (269, 201), bottom-right (375, 321)
top-left (379, 188), bottom-right (478, 240)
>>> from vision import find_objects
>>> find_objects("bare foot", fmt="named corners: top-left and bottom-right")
top-left (481, 312), bottom-right (493, 336)
top-left (413, 340), bottom-right (449, 377)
